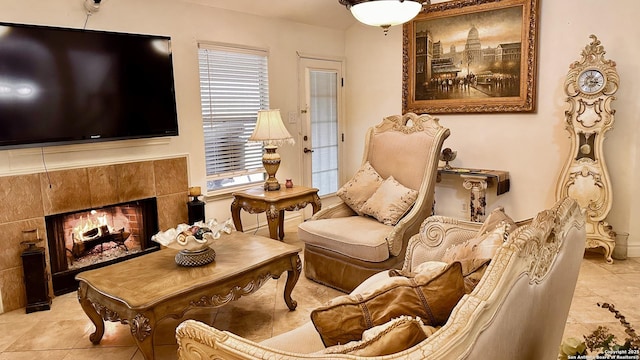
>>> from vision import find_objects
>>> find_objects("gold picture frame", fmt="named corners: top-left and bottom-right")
top-left (403, 0), bottom-right (539, 114)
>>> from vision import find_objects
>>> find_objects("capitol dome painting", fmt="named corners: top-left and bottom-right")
top-left (404, 0), bottom-right (539, 114)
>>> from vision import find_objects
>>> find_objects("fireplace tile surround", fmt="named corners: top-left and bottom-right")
top-left (0, 156), bottom-right (189, 313)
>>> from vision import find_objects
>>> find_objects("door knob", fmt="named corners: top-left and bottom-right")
top-left (303, 147), bottom-right (314, 153)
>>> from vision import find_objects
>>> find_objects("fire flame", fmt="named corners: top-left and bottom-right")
top-left (72, 212), bottom-right (114, 243)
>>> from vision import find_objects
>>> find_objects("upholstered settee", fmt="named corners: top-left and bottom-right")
top-left (297, 113), bottom-right (450, 293)
top-left (176, 197), bottom-right (586, 359)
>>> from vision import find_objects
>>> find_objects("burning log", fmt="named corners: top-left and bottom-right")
top-left (71, 228), bottom-right (131, 259)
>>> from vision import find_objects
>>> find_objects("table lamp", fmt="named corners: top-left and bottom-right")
top-left (249, 109), bottom-right (295, 191)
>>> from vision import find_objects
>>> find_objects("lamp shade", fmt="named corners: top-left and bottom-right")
top-left (249, 109), bottom-right (295, 146)
top-left (350, 0), bottom-right (422, 28)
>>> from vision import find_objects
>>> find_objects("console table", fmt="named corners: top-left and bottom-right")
top-left (231, 185), bottom-right (321, 240)
top-left (437, 168), bottom-right (510, 222)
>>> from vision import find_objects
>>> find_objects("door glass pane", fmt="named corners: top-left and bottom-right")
top-left (310, 70), bottom-right (338, 196)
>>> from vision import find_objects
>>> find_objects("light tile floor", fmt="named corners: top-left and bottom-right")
top-left (0, 224), bottom-right (637, 359)
top-left (562, 251), bottom-right (640, 344)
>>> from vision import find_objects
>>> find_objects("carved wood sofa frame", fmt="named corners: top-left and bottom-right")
top-left (176, 197), bottom-right (586, 359)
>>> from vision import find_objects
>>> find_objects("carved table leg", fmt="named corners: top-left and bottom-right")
top-left (278, 210), bottom-right (285, 240)
top-left (77, 282), bottom-right (105, 344)
top-left (462, 175), bottom-right (489, 222)
top-left (283, 255), bottom-right (301, 310)
top-left (266, 205), bottom-right (279, 240)
top-left (311, 193), bottom-right (322, 214)
top-left (130, 313), bottom-right (155, 360)
top-left (230, 198), bottom-right (243, 232)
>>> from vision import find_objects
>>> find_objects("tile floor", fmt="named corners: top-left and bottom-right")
top-left (0, 223), bottom-right (637, 360)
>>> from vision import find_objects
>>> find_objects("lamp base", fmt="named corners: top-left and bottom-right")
top-left (262, 145), bottom-right (281, 191)
top-left (264, 178), bottom-right (281, 191)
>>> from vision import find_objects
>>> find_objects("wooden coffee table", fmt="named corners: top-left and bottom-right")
top-left (75, 231), bottom-right (301, 360)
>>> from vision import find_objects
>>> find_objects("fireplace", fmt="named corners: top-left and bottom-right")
top-left (46, 198), bottom-right (160, 295)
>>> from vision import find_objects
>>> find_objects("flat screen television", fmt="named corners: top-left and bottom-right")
top-left (0, 22), bottom-right (179, 149)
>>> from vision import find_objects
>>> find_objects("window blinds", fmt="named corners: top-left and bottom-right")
top-left (198, 44), bottom-right (269, 190)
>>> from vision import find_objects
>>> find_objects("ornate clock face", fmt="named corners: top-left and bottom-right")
top-left (578, 69), bottom-right (605, 94)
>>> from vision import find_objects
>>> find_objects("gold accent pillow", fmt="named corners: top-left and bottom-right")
top-left (336, 161), bottom-right (383, 215)
top-left (391, 260), bottom-right (489, 294)
top-left (388, 261), bottom-right (448, 278)
top-left (441, 225), bottom-right (506, 264)
top-left (318, 316), bottom-right (435, 356)
top-left (459, 258), bottom-right (492, 293)
top-left (310, 262), bottom-right (465, 347)
top-left (360, 176), bottom-right (419, 226)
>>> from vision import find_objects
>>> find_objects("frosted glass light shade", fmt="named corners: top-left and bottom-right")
top-left (350, 0), bottom-right (422, 28)
top-left (249, 109), bottom-right (295, 146)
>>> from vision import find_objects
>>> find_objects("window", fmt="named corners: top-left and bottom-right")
top-left (310, 70), bottom-right (339, 196)
top-left (198, 43), bottom-right (269, 192)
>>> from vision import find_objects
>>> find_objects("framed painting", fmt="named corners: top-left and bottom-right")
top-left (403, 0), bottom-right (539, 114)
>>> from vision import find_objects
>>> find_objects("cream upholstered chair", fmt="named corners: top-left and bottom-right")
top-left (176, 197), bottom-right (586, 360)
top-left (297, 112), bottom-right (450, 293)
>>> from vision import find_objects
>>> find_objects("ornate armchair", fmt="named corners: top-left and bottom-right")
top-left (297, 113), bottom-right (450, 293)
top-left (177, 197), bottom-right (586, 360)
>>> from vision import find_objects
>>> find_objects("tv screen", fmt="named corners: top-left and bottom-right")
top-left (0, 22), bottom-right (179, 149)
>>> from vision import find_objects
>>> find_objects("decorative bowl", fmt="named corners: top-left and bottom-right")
top-left (439, 148), bottom-right (457, 170)
top-left (151, 219), bottom-right (233, 266)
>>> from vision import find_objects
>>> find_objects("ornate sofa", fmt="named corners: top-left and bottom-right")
top-left (176, 197), bottom-right (586, 359)
top-left (297, 113), bottom-right (450, 293)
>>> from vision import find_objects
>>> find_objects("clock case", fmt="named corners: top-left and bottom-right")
top-left (556, 35), bottom-right (620, 263)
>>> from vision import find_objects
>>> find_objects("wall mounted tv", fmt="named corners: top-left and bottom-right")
top-left (0, 22), bottom-right (179, 149)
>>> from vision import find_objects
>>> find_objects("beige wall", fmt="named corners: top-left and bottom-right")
top-left (2, 0), bottom-right (639, 259)
top-left (0, 0), bottom-right (346, 230)
top-left (344, 0), bottom-right (640, 256)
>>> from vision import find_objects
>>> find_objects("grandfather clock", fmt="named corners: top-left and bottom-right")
top-left (556, 35), bottom-right (619, 264)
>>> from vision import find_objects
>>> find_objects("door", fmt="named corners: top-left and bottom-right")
top-left (298, 56), bottom-right (344, 202)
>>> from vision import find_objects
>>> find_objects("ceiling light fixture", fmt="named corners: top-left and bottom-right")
top-left (339, 0), bottom-right (428, 34)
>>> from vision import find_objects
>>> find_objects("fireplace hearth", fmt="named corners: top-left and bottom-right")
top-left (46, 198), bottom-right (160, 295)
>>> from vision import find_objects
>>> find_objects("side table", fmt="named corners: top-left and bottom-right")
top-left (231, 185), bottom-right (321, 240)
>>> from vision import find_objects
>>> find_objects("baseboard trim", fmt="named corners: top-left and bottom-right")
top-left (621, 244), bottom-right (639, 259)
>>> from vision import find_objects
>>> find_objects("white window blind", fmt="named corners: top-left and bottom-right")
top-left (198, 44), bottom-right (269, 191)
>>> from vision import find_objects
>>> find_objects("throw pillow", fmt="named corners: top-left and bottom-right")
top-left (413, 261), bottom-right (449, 275)
top-left (318, 316), bottom-right (433, 356)
top-left (388, 261), bottom-right (448, 278)
top-left (360, 176), bottom-right (419, 226)
top-left (477, 206), bottom-right (517, 236)
top-left (459, 258), bottom-right (492, 293)
top-left (390, 259), bottom-right (487, 295)
top-left (310, 262), bottom-right (465, 347)
top-left (350, 270), bottom-right (394, 295)
top-left (441, 225), bottom-right (506, 264)
top-left (336, 161), bottom-right (383, 215)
